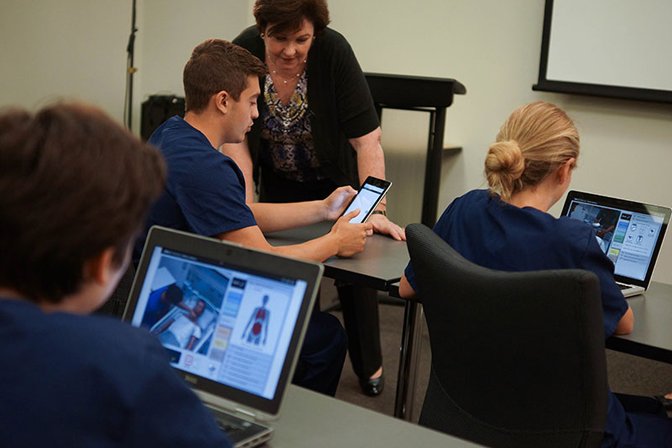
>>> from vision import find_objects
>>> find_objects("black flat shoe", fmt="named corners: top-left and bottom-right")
top-left (359, 373), bottom-right (385, 396)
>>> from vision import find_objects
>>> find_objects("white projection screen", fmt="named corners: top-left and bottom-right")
top-left (533, 0), bottom-right (672, 103)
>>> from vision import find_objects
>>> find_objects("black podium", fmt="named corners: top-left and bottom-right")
top-left (365, 73), bottom-right (466, 227)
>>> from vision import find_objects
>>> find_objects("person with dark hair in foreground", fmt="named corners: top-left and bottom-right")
top-left (134, 38), bottom-right (373, 396)
top-left (0, 103), bottom-right (232, 447)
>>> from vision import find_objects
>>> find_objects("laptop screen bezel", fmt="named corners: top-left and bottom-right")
top-left (123, 226), bottom-right (323, 417)
top-left (561, 190), bottom-right (671, 288)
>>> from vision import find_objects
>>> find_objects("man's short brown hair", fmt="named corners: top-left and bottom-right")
top-left (0, 103), bottom-right (166, 303)
top-left (183, 39), bottom-right (267, 113)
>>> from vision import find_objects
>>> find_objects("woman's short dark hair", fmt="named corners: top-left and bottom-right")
top-left (0, 103), bottom-right (166, 303)
top-left (253, 0), bottom-right (330, 36)
top-left (183, 39), bottom-right (267, 113)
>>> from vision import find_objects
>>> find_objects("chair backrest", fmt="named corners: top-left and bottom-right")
top-left (406, 223), bottom-right (608, 448)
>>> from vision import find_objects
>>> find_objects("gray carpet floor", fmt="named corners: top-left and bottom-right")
top-left (320, 282), bottom-right (672, 422)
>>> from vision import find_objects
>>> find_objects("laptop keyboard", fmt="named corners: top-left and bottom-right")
top-left (617, 283), bottom-right (630, 290)
top-left (208, 407), bottom-right (253, 434)
top-left (217, 419), bottom-right (244, 434)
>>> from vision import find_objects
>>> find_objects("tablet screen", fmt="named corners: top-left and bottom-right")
top-left (342, 177), bottom-right (391, 224)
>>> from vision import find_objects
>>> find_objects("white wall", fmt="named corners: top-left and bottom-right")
top-left (328, 0), bottom-right (672, 284)
top-left (134, 0), bottom-right (251, 130)
top-left (0, 0), bottom-right (131, 122)
top-left (2, 0), bottom-right (671, 283)
top-left (0, 0), bottom-right (252, 129)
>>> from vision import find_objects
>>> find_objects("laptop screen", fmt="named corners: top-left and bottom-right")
top-left (124, 226), bottom-right (322, 416)
top-left (561, 190), bottom-right (670, 287)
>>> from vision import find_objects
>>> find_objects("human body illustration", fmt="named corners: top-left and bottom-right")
top-left (242, 295), bottom-right (271, 346)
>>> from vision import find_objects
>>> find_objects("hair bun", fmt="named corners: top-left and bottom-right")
top-left (485, 140), bottom-right (525, 178)
top-left (484, 140), bottom-right (525, 199)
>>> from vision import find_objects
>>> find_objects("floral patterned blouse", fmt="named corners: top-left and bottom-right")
top-left (259, 71), bottom-right (323, 182)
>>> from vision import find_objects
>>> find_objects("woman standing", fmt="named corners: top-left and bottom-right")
top-left (224, 0), bottom-right (404, 396)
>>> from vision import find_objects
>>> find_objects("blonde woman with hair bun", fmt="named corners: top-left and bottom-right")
top-left (485, 100), bottom-right (580, 205)
top-left (401, 102), bottom-right (672, 446)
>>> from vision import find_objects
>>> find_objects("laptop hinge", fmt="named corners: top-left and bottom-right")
top-left (233, 407), bottom-right (257, 419)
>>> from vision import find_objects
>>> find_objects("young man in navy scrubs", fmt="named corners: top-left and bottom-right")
top-left (134, 39), bottom-right (373, 396)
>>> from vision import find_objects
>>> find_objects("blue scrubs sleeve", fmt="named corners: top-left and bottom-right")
top-left (175, 158), bottom-right (256, 237)
top-left (579, 236), bottom-right (629, 338)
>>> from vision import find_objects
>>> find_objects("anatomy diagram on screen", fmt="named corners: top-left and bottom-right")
top-left (242, 294), bottom-right (271, 346)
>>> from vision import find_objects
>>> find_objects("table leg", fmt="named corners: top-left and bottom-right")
top-left (394, 300), bottom-right (424, 420)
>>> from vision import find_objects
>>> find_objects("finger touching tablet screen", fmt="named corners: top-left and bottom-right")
top-left (342, 177), bottom-right (392, 224)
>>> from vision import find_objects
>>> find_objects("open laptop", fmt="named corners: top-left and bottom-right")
top-left (561, 190), bottom-right (671, 297)
top-left (123, 226), bottom-right (323, 447)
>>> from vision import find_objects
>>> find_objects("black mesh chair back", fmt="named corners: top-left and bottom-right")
top-left (406, 223), bottom-right (608, 448)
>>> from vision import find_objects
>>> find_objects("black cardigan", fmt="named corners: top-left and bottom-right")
top-left (233, 26), bottom-right (380, 186)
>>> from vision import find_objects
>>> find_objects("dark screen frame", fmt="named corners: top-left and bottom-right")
top-left (532, 0), bottom-right (672, 105)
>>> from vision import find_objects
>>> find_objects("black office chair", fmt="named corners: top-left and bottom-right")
top-left (96, 264), bottom-right (136, 318)
top-left (406, 223), bottom-right (608, 448)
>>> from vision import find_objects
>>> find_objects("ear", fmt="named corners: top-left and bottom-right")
top-left (84, 247), bottom-right (117, 286)
top-left (214, 90), bottom-right (229, 114)
top-left (557, 157), bottom-right (576, 185)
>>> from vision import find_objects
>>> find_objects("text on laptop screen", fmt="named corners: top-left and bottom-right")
top-left (566, 200), bottom-right (666, 281)
top-left (129, 246), bottom-right (307, 400)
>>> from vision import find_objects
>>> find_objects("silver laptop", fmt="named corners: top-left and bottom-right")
top-left (124, 226), bottom-right (323, 447)
top-left (561, 190), bottom-right (670, 297)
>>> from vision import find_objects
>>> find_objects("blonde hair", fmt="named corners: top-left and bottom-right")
top-left (484, 101), bottom-right (580, 200)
